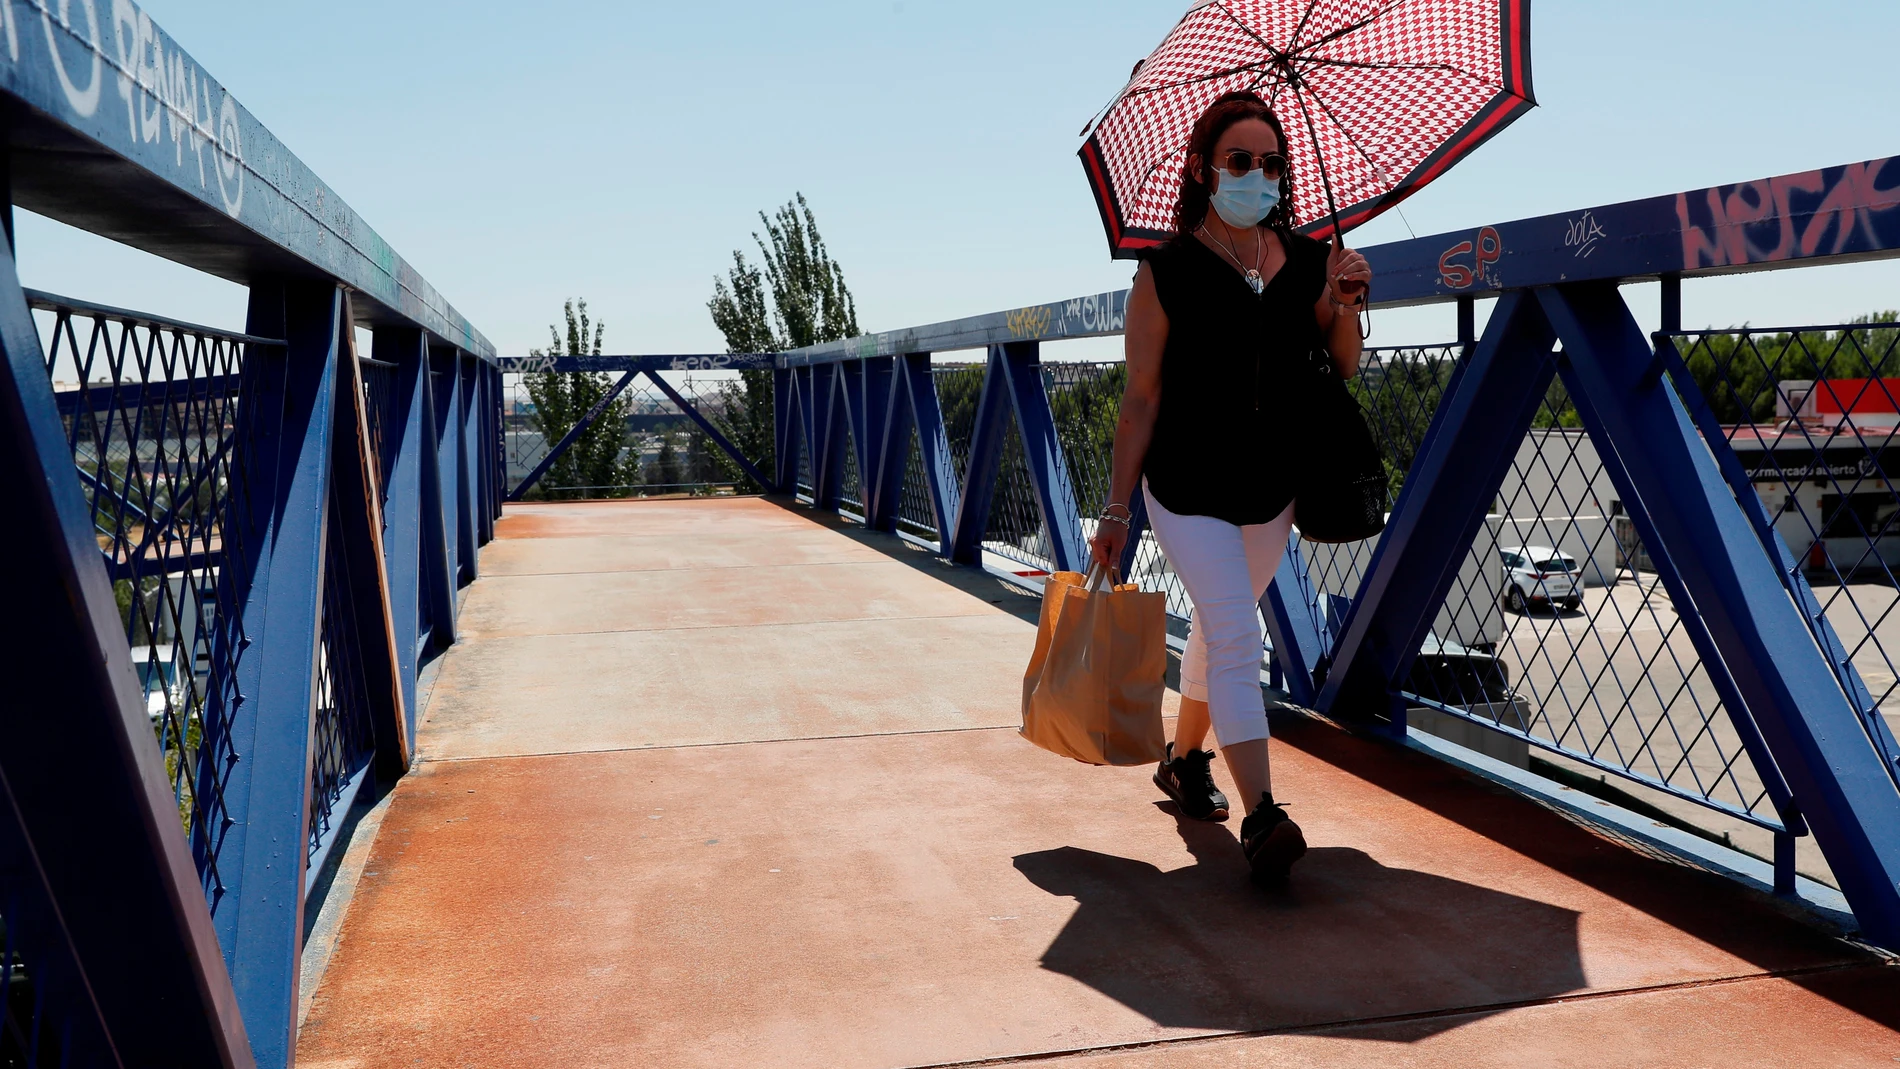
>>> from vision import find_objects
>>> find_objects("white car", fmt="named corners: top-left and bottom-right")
top-left (1501, 545), bottom-right (1581, 613)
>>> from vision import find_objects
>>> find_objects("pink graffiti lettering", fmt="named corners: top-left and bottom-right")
top-left (1676, 159), bottom-right (1900, 270)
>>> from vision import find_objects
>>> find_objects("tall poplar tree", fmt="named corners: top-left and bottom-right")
top-left (707, 194), bottom-right (860, 491)
top-left (523, 299), bottom-right (638, 499)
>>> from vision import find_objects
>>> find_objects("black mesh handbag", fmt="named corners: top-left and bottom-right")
top-left (1292, 351), bottom-right (1387, 544)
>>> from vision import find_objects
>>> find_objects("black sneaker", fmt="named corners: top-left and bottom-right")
top-left (1240, 793), bottom-right (1307, 886)
top-left (1153, 742), bottom-right (1230, 821)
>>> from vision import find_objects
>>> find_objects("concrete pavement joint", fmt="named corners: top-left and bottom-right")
top-left (893, 962), bottom-right (1894, 1068)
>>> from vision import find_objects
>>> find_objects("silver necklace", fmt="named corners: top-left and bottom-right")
top-left (1203, 222), bottom-right (1267, 294)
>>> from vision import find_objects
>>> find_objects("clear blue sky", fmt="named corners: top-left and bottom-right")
top-left (16, 0), bottom-right (1900, 356)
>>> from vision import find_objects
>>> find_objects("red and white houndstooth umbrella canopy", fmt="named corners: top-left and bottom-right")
top-left (1080, 0), bottom-right (1535, 258)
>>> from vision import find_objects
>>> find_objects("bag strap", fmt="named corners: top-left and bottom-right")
top-left (1083, 563), bottom-right (1124, 592)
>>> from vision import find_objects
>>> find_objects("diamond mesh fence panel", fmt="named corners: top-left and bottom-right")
top-left (501, 371), bottom-right (769, 500)
top-left (839, 421), bottom-right (865, 517)
top-left (31, 294), bottom-right (265, 902)
top-left (307, 518), bottom-right (378, 868)
top-left (895, 425), bottom-right (937, 542)
top-left (1664, 320), bottom-right (1900, 787)
top-left (1028, 341), bottom-right (1803, 846)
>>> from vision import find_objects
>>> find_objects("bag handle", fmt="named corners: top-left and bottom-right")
top-left (1083, 562), bottom-right (1123, 592)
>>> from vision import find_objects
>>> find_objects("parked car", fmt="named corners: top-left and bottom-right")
top-left (1406, 632), bottom-right (1515, 707)
top-left (1501, 545), bottom-right (1581, 612)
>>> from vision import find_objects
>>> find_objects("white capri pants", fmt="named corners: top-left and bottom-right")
top-left (1143, 481), bottom-right (1294, 748)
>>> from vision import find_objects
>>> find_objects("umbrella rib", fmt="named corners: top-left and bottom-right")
top-left (1290, 0), bottom-right (1418, 57)
top-left (1295, 78), bottom-right (1406, 193)
top-left (1296, 57), bottom-right (1488, 81)
top-left (1116, 61), bottom-right (1278, 100)
top-left (1206, 0), bottom-right (1291, 64)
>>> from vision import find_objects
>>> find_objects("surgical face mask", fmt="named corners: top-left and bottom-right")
top-left (1208, 167), bottom-right (1282, 229)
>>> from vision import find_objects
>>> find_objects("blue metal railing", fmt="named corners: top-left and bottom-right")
top-left (0, 3), bottom-right (502, 1067)
top-left (764, 152), bottom-right (1900, 952)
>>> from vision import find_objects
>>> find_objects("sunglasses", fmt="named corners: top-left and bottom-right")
top-left (1214, 150), bottom-right (1288, 181)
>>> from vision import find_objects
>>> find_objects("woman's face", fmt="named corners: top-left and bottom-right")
top-left (1200, 117), bottom-right (1282, 193)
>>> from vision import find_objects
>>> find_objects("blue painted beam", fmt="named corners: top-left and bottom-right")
top-left (456, 355), bottom-right (480, 581)
top-left (1319, 291), bottom-right (1559, 721)
top-left (0, 1), bottom-right (490, 356)
top-left (0, 188), bottom-right (252, 1069)
top-left (903, 353), bottom-right (959, 549)
top-left (772, 367), bottom-right (796, 493)
top-left (503, 368), bottom-right (640, 502)
top-left (415, 345), bottom-right (456, 657)
top-left (641, 370), bottom-right (772, 493)
top-left (53, 371), bottom-right (243, 416)
top-left (1366, 155), bottom-right (1900, 307)
top-left (430, 346), bottom-right (462, 594)
top-left (870, 357), bottom-right (911, 533)
top-left (216, 279), bottom-right (345, 1069)
top-left (773, 154), bottom-right (1900, 365)
top-left (372, 327), bottom-right (426, 754)
top-left (1537, 281), bottom-right (1900, 948)
top-left (839, 359), bottom-right (870, 510)
top-left (782, 291), bottom-right (1129, 367)
top-left (947, 349), bottom-right (1011, 567)
top-left (814, 364), bottom-right (847, 511)
top-left (1556, 355), bottom-right (1804, 835)
top-left (496, 353), bottom-right (775, 374)
top-left (796, 366), bottom-right (820, 493)
top-left (1261, 538), bottom-right (1326, 709)
top-left (860, 357), bottom-right (895, 521)
top-left (1655, 337), bottom-right (1900, 791)
top-left (997, 342), bottom-right (1086, 573)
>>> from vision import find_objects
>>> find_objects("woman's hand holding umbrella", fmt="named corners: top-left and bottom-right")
top-left (1327, 244), bottom-right (1371, 305)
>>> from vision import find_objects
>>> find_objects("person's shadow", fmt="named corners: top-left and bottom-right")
top-left (1012, 807), bottom-right (1585, 1036)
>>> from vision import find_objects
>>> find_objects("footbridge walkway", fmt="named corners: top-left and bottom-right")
top-left (4, 5), bottom-right (1900, 1068)
top-left (293, 496), bottom-right (1898, 1067)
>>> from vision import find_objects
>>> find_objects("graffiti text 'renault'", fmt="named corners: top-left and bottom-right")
top-left (16, 0), bottom-right (245, 216)
top-left (1677, 158), bottom-right (1900, 271)
top-left (1437, 226), bottom-right (1502, 290)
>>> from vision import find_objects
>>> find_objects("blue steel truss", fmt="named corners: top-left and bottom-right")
top-left (757, 153), bottom-right (1900, 951)
top-left (0, 2), bottom-right (503, 1066)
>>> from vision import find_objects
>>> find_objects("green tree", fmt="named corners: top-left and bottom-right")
top-left (707, 194), bottom-right (861, 492)
top-left (522, 299), bottom-right (638, 499)
top-left (651, 433), bottom-right (684, 491)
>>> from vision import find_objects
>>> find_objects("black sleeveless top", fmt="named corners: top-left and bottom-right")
top-left (1140, 229), bottom-right (1331, 526)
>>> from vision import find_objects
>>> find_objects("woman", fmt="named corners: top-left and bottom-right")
top-left (1087, 90), bottom-right (1370, 886)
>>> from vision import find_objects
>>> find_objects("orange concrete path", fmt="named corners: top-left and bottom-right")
top-left (297, 497), bottom-right (1900, 1068)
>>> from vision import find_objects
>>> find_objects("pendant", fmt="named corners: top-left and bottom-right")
top-left (1245, 269), bottom-right (1264, 295)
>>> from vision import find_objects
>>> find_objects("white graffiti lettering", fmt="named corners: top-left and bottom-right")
top-left (39, 0), bottom-right (102, 116)
top-left (1, 2), bottom-right (20, 63)
top-left (669, 355), bottom-right (732, 371)
top-left (1564, 209), bottom-right (1606, 258)
top-left (107, 0), bottom-right (239, 216)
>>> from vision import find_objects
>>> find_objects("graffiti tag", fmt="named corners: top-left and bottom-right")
top-left (1058, 292), bottom-right (1126, 334)
top-left (1565, 210), bottom-right (1606, 258)
top-left (669, 355), bottom-right (731, 371)
top-left (1006, 305), bottom-right (1053, 338)
top-left (1437, 226), bottom-right (1502, 290)
top-left (1676, 158), bottom-right (1900, 271)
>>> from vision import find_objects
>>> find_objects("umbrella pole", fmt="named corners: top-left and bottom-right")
top-left (1288, 79), bottom-right (1363, 298)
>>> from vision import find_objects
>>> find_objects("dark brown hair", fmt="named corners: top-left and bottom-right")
top-left (1173, 90), bottom-right (1296, 236)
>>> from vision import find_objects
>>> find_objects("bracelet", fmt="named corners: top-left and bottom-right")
top-left (1097, 512), bottom-right (1131, 528)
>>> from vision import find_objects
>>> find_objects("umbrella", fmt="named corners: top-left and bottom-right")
top-left (1079, 0), bottom-right (1535, 259)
